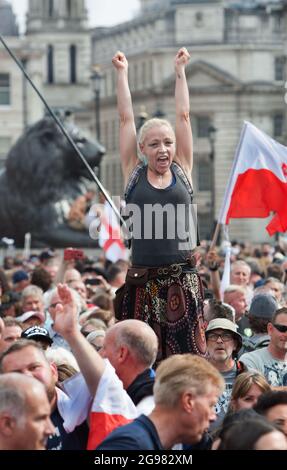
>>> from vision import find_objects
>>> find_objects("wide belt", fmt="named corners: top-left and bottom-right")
top-left (148, 263), bottom-right (187, 279)
top-left (131, 255), bottom-right (197, 281)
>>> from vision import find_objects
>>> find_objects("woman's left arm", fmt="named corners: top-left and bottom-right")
top-left (174, 47), bottom-right (193, 176)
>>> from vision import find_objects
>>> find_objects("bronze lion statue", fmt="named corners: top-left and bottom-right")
top-left (0, 117), bottom-right (105, 247)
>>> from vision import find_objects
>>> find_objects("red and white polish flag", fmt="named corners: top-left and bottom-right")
top-left (218, 121), bottom-right (287, 236)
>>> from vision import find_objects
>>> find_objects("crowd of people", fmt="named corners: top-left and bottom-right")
top-left (1, 235), bottom-right (287, 451)
top-left (1, 47), bottom-right (287, 451)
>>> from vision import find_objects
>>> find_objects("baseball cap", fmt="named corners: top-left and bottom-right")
top-left (16, 311), bottom-right (45, 324)
top-left (12, 270), bottom-right (29, 284)
top-left (205, 318), bottom-right (242, 351)
top-left (21, 325), bottom-right (53, 345)
top-left (39, 249), bottom-right (55, 262)
top-left (249, 293), bottom-right (278, 320)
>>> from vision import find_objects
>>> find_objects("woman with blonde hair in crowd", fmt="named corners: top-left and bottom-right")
top-left (112, 47), bottom-right (206, 363)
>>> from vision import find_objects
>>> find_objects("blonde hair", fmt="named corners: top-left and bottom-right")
top-left (230, 371), bottom-right (271, 412)
top-left (137, 118), bottom-right (175, 161)
top-left (224, 284), bottom-right (247, 296)
top-left (87, 308), bottom-right (115, 327)
top-left (154, 354), bottom-right (224, 408)
top-left (45, 347), bottom-right (79, 371)
top-left (231, 261), bottom-right (251, 275)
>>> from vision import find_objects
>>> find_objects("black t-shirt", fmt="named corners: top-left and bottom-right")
top-left (126, 369), bottom-right (155, 405)
top-left (47, 407), bottom-right (89, 450)
top-left (96, 415), bottom-right (164, 451)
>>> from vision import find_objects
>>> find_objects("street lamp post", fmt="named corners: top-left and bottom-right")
top-left (91, 66), bottom-right (103, 178)
top-left (208, 125), bottom-right (217, 241)
top-left (91, 66), bottom-right (103, 141)
top-left (136, 105), bottom-right (148, 132)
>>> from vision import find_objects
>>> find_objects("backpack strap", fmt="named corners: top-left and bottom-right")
top-left (124, 161), bottom-right (199, 246)
top-left (171, 162), bottom-right (193, 197)
top-left (124, 162), bottom-right (145, 201)
top-left (255, 338), bottom-right (270, 349)
top-left (242, 336), bottom-right (270, 353)
top-left (125, 162), bottom-right (194, 200)
top-left (172, 162), bottom-right (200, 246)
top-left (242, 337), bottom-right (256, 353)
top-left (124, 162), bottom-right (200, 248)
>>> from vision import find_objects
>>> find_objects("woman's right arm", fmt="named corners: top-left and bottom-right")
top-left (112, 51), bottom-right (139, 184)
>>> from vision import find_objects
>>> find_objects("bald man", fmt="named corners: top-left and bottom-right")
top-left (0, 373), bottom-right (54, 450)
top-left (100, 319), bottom-right (158, 412)
top-left (49, 285), bottom-right (159, 448)
top-left (51, 285), bottom-right (158, 412)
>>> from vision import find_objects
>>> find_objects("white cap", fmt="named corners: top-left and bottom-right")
top-left (17, 311), bottom-right (45, 324)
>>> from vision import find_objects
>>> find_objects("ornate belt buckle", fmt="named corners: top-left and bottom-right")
top-left (170, 264), bottom-right (182, 278)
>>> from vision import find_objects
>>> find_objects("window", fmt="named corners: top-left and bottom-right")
top-left (0, 137), bottom-right (11, 167)
top-left (115, 160), bottom-right (124, 194)
top-left (0, 74), bottom-right (10, 106)
top-left (195, 11), bottom-right (203, 26)
top-left (142, 62), bottom-right (147, 88)
top-left (70, 45), bottom-right (77, 84)
top-left (67, 0), bottom-right (72, 17)
top-left (273, 14), bottom-right (282, 33)
top-left (111, 120), bottom-right (116, 151)
top-left (196, 116), bottom-right (211, 138)
top-left (104, 75), bottom-right (108, 97)
top-left (275, 57), bottom-right (285, 81)
top-left (273, 113), bottom-right (284, 137)
top-left (103, 121), bottom-right (109, 150)
top-left (49, 0), bottom-right (54, 18)
top-left (47, 45), bottom-right (54, 84)
top-left (198, 160), bottom-right (212, 191)
top-left (133, 63), bottom-right (138, 90)
top-left (111, 69), bottom-right (116, 95)
top-left (149, 60), bottom-right (153, 85)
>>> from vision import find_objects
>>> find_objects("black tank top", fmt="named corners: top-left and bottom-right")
top-left (125, 165), bottom-right (197, 266)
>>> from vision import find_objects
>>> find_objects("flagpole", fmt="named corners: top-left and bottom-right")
top-left (210, 222), bottom-right (221, 250)
top-left (220, 226), bottom-right (231, 296)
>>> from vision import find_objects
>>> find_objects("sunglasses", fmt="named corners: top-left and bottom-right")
top-left (273, 324), bottom-right (287, 333)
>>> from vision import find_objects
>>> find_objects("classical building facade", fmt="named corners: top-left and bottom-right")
top-left (0, 0), bottom-right (286, 242)
top-left (0, 0), bottom-right (93, 169)
top-left (26, 0), bottom-right (91, 115)
top-left (0, 0), bottom-right (42, 166)
top-left (91, 0), bottom-right (287, 242)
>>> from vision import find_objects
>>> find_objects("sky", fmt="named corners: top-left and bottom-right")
top-left (9, 0), bottom-right (140, 33)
